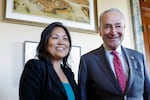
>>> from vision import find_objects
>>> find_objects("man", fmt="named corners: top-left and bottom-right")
top-left (78, 8), bottom-right (150, 100)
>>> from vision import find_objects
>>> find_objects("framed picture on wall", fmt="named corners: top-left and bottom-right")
top-left (23, 41), bottom-right (81, 82)
top-left (3, 0), bottom-right (98, 33)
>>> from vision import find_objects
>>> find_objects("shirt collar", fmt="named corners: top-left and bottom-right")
top-left (103, 44), bottom-right (122, 55)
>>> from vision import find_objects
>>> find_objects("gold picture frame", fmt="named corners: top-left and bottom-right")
top-left (3, 0), bottom-right (98, 34)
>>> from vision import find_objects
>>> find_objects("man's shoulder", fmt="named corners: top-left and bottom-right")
top-left (82, 47), bottom-right (101, 57)
top-left (123, 47), bottom-right (143, 56)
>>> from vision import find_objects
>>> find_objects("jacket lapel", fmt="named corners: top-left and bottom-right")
top-left (47, 63), bottom-right (67, 97)
top-left (62, 67), bottom-right (78, 99)
top-left (95, 46), bottom-right (122, 92)
top-left (95, 46), bottom-right (138, 94)
top-left (121, 47), bottom-right (136, 93)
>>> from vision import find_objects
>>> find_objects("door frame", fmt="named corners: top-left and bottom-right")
top-left (130, 0), bottom-right (145, 53)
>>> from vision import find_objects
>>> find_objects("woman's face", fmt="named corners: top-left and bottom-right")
top-left (48, 27), bottom-right (70, 60)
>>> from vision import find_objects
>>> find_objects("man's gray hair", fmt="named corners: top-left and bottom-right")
top-left (99, 8), bottom-right (125, 27)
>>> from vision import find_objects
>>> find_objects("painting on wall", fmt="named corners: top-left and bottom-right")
top-left (23, 41), bottom-right (81, 82)
top-left (3, 0), bottom-right (98, 33)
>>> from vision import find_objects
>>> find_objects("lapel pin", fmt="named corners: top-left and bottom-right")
top-left (130, 56), bottom-right (138, 69)
top-left (130, 56), bottom-right (134, 60)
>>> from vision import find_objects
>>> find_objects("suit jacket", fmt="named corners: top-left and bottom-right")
top-left (78, 45), bottom-right (150, 100)
top-left (19, 59), bottom-right (80, 100)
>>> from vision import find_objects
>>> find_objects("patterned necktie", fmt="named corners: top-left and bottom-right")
top-left (111, 50), bottom-right (126, 93)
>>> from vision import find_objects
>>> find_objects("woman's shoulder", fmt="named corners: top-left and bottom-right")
top-left (24, 59), bottom-right (47, 72)
top-left (26, 58), bottom-right (47, 65)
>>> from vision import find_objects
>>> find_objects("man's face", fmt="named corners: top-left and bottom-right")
top-left (99, 11), bottom-right (125, 50)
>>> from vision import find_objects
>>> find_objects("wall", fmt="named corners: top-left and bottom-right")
top-left (0, 0), bottom-right (133, 100)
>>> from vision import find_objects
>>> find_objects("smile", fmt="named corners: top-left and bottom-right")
top-left (56, 47), bottom-right (65, 51)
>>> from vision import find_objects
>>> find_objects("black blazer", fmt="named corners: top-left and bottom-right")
top-left (19, 59), bottom-right (80, 100)
top-left (78, 45), bottom-right (150, 100)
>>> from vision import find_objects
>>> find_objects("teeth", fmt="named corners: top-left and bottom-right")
top-left (57, 48), bottom-right (64, 51)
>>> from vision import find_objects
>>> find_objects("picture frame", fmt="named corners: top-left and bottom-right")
top-left (23, 41), bottom-right (81, 82)
top-left (3, 0), bottom-right (98, 33)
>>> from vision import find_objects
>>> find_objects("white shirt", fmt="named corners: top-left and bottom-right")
top-left (104, 45), bottom-right (129, 79)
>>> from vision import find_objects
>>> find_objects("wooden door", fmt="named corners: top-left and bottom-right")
top-left (140, 0), bottom-right (150, 72)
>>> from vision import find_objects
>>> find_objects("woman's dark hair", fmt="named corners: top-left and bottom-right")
top-left (36, 22), bottom-right (72, 67)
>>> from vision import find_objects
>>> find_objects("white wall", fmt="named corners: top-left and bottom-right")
top-left (0, 0), bottom-right (134, 100)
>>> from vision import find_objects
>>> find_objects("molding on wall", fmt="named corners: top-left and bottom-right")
top-left (130, 0), bottom-right (145, 54)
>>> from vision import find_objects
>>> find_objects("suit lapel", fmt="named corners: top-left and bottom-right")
top-left (121, 47), bottom-right (136, 93)
top-left (95, 46), bottom-right (122, 92)
top-left (47, 63), bottom-right (67, 96)
top-left (95, 46), bottom-right (138, 94)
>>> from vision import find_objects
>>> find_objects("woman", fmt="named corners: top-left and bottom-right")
top-left (19, 22), bottom-right (80, 100)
